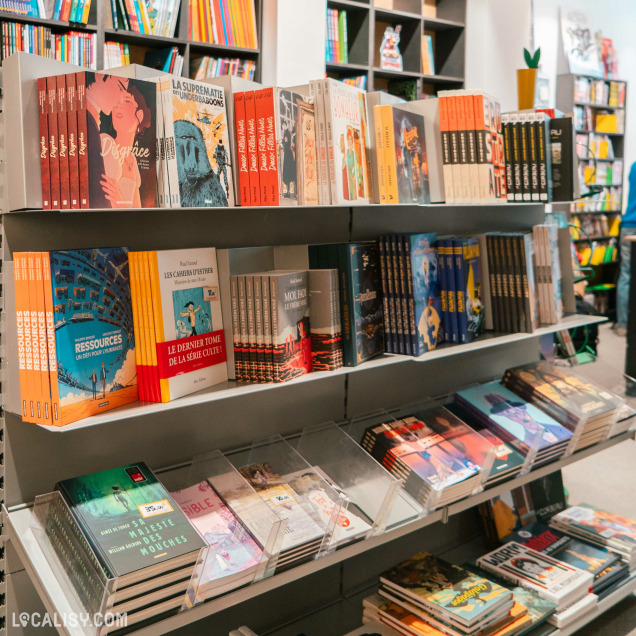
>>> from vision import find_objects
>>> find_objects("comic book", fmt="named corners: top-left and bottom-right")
top-left (162, 77), bottom-right (234, 207)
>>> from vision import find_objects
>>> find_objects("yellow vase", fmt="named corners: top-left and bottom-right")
top-left (517, 68), bottom-right (537, 110)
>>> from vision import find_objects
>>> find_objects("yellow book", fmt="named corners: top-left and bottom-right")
top-left (608, 216), bottom-right (620, 236)
top-left (139, 252), bottom-right (157, 401)
top-left (148, 251), bottom-right (170, 402)
top-left (591, 246), bottom-right (605, 265)
top-left (128, 253), bottom-right (145, 401)
top-left (374, 104), bottom-right (388, 203)
top-left (596, 114), bottom-right (618, 133)
top-left (380, 105), bottom-right (399, 204)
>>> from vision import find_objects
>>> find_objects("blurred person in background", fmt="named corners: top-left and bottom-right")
top-left (616, 162), bottom-right (636, 336)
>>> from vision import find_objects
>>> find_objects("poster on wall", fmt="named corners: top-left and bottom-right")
top-left (559, 7), bottom-right (603, 77)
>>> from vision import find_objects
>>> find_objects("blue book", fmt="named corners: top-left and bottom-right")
top-left (441, 238), bottom-right (458, 344)
top-left (454, 237), bottom-right (484, 343)
top-left (436, 240), bottom-right (449, 343)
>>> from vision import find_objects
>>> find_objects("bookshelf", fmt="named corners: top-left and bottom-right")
top-left (557, 72), bottom-right (628, 320)
top-left (0, 0), bottom-right (261, 80)
top-left (0, 38), bottom-right (634, 636)
top-left (325, 0), bottom-right (465, 96)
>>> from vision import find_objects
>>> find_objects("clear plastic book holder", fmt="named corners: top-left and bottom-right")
top-left (348, 405), bottom-right (480, 514)
top-left (30, 491), bottom-right (203, 636)
top-left (293, 421), bottom-right (404, 543)
top-left (172, 450), bottom-right (286, 609)
top-left (229, 434), bottom-right (348, 562)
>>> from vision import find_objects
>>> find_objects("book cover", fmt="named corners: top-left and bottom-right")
top-left (37, 77), bottom-right (51, 210)
top-left (171, 480), bottom-right (263, 580)
top-left (57, 462), bottom-right (205, 580)
top-left (269, 270), bottom-right (311, 382)
top-left (234, 92), bottom-right (250, 206)
top-left (47, 75), bottom-right (61, 210)
top-left (244, 91), bottom-right (261, 205)
top-left (57, 74), bottom-right (70, 209)
top-left (66, 73), bottom-right (80, 210)
top-left (82, 72), bottom-right (157, 208)
top-left (166, 77), bottom-right (233, 207)
top-left (392, 108), bottom-right (430, 204)
top-left (477, 542), bottom-right (594, 607)
top-left (551, 505), bottom-right (636, 548)
top-left (276, 88), bottom-right (303, 205)
top-left (380, 552), bottom-right (511, 625)
top-left (324, 79), bottom-right (371, 205)
top-left (150, 247), bottom-right (228, 401)
top-left (454, 381), bottom-right (573, 454)
top-left (48, 248), bottom-right (137, 425)
top-left (308, 269), bottom-right (342, 372)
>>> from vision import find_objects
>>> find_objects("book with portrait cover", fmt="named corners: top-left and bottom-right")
top-left (380, 552), bottom-right (512, 627)
top-left (275, 88), bottom-right (304, 205)
top-left (75, 72), bottom-right (157, 209)
top-left (56, 462), bottom-right (205, 582)
top-left (140, 247), bottom-right (228, 402)
top-left (323, 78), bottom-right (372, 205)
top-left (476, 541), bottom-right (594, 610)
top-left (162, 77), bottom-right (234, 207)
top-left (269, 270), bottom-right (312, 383)
top-left (47, 247), bottom-right (137, 425)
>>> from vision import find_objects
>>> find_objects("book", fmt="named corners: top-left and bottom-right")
top-left (162, 77), bottom-right (234, 207)
top-left (296, 99), bottom-right (319, 206)
top-left (276, 88), bottom-right (304, 205)
top-left (477, 541), bottom-right (594, 611)
top-left (452, 237), bottom-right (484, 343)
top-left (56, 462), bottom-right (206, 583)
top-left (549, 117), bottom-right (578, 202)
top-left (269, 270), bottom-right (312, 383)
top-left (308, 269), bottom-right (342, 372)
top-left (138, 247), bottom-right (227, 402)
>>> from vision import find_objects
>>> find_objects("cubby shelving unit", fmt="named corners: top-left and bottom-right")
top-left (0, 15), bottom-right (633, 636)
top-left (325, 0), bottom-right (465, 95)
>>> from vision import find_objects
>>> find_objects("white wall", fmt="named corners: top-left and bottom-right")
top-left (466, 0), bottom-right (636, 174)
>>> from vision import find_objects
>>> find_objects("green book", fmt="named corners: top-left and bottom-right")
top-left (57, 462), bottom-right (206, 585)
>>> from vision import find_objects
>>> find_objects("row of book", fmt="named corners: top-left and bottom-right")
top-left (191, 55), bottom-right (256, 81)
top-left (571, 214), bottom-right (620, 240)
top-left (581, 159), bottom-right (623, 187)
top-left (577, 132), bottom-right (617, 160)
top-left (366, 499), bottom-right (636, 636)
top-left (144, 44), bottom-right (184, 74)
top-left (342, 74), bottom-right (367, 90)
top-left (109, 0), bottom-right (180, 38)
top-left (189, 0), bottom-right (258, 48)
top-left (363, 361), bottom-right (626, 511)
top-left (578, 240), bottom-right (618, 265)
top-left (325, 7), bottom-right (348, 64)
top-left (573, 76), bottom-right (626, 108)
top-left (0, 0), bottom-right (91, 22)
top-left (573, 185), bottom-right (622, 212)
top-left (102, 40), bottom-right (130, 69)
top-left (1, 22), bottom-right (96, 67)
top-left (420, 33), bottom-right (435, 75)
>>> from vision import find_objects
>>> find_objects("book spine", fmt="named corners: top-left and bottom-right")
top-left (34, 254), bottom-right (52, 424)
top-left (14, 254), bottom-right (31, 421)
top-left (237, 275), bottom-right (250, 382)
top-left (455, 92), bottom-right (470, 203)
top-left (244, 91), bottom-right (260, 206)
top-left (503, 235), bottom-right (517, 333)
top-left (402, 236), bottom-right (419, 356)
top-left (437, 241), bottom-right (449, 343)
top-left (464, 93), bottom-right (479, 203)
top-left (144, 251), bottom-right (162, 403)
top-left (383, 235), bottom-right (398, 353)
top-left (314, 80), bottom-right (331, 205)
top-left (128, 253), bottom-right (146, 402)
top-left (452, 239), bottom-right (467, 344)
top-left (438, 95), bottom-right (454, 203)
top-left (388, 235), bottom-right (405, 354)
top-left (527, 114), bottom-right (539, 202)
top-left (338, 244), bottom-right (355, 366)
top-left (536, 115), bottom-right (550, 202)
top-left (263, 88), bottom-right (279, 206)
top-left (269, 274), bottom-right (280, 380)
top-left (493, 100), bottom-right (505, 202)
top-left (261, 273), bottom-right (273, 383)
top-left (152, 78), bottom-right (167, 208)
top-left (378, 237), bottom-right (392, 353)
top-left (519, 234), bottom-right (536, 332)
top-left (37, 78), bottom-right (51, 210)
top-left (245, 274), bottom-right (258, 383)
top-left (75, 72), bottom-right (89, 208)
top-left (27, 254), bottom-right (44, 424)
top-left (373, 104), bottom-right (387, 204)
top-left (47, 75), bottom-right (61, 210)
top-left (518, 114), bottom-right (531, 202)
top-left (382, 105), bottom-right (399, 204)
top-left (511, 234), bottom-right (526, 332)
top-left (444, 238), bottom-right (459, 344)
top-left (502, 114), bottom-right (515, 202)
top-left (230, 276), bottom-right (242, 382)
top-left (65, 74), bottom-right (79, 209)
top-left (253, 274), bottom-right (265, 383)
top-left (322, 79), bottom-right (338, 205)
top-left (139, 252), bottom-right (158, 402)
top-left (234, 92), bottom-right (250, 206)
top-left (395, 236), bottom-right (411, 356)
top-left (161, 80), bottom-right (181, 207)
top-left (446, 92), bottom-right (462, 203)
top-left (485, 235), bottom-right (499, 332)
top-left (510, 113), bottom-right (523, 201)
top-left (255, 88), bottom-right (270, 205)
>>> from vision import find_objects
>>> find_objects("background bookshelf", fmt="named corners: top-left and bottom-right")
top-left (325, 0), bottom-right (465, 97)
top-left (557, 72), bottom-right (628, 320)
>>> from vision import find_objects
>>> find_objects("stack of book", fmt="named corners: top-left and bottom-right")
top-left (550, 505), bottom-right (636, 571)
top-left (52, 462), bottom-right (206, 628)
top-left (361, 415), bottom-right (483, 509)
top-left (103, 41), bottom-right (131, 70)
top-left (437, 90), bottom-right (506, 204)
top-left (109, 0), bottom-right (180, 37)
top-left (504, 521), bottom-right (630, 596)
top-left (477, 542), bottom-right (597, 628)
top-left (189, 0), bottom-right (258, 48)
top-left (143, 46), bottom-right (184, 75)
top-left (308, 269), bottom-right (343, 372)
top-left (325, 7), bottom-right (348, 64)
top-left (422, 404), bottom-right (525, 486)
top-left (129, 248), bottom-right (228, 402)
top-left (53, 30), bottom-right (96, 68)
top-left (52, 0), bottom-right (92, 22)
top-left (13, 249), bottom-right (138, 426)
top-left (230, 270), bottom-right (312, 384)
top-left (238, 462), bottom-right (328, 571)
top-left (378, 233), bottom-right (441, 356)
top-left (502, 361), bottom-right (623, 450)
top-left (191, 56), bottom-right (256, 81)
top-left (375, 552), bottom-right (519, 636)
top-left (531, 224), bottom-right (563, 325)
top-left (454, 381), bottom-right (573, 466)
top-left (309, 242), bottom-right (385, 367)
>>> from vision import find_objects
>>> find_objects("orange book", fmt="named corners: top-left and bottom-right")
top-left (198, 0), bottom-right (207, 41)
top-left (446, 93), bottom-right (462, 203)
top-left (438, 95), bottom-right (453, 203)
top-left (129, 252), bottom-right (147, 401)
top-left (41, 252), bottom-right (61, 424)
top-left (454, 92), bottom-right (470, 203)
top-left (380, 105), bottom-right (398, 204)
top-left (212, 0), bottom-right (224, 44)
top-left (204, 0), bottom-right (214, 45)
top-left (148, 252), bottom-right (170, 402)
top-left (34, 254), bottom-right (52, 425)
top-left (27, 254), bottom-right (44, 424)
top-left (247, 0), bottom-right (258, 47)
top-left (373, 104), bottom-right (387, 204)
top-left (141, 252), bottom-right (160, 402)
top-left (13, 254), bottom-right (31, 422)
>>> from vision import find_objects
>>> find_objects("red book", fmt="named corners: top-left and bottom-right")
top-left (234, 92), bottom-right (250, 206)
top-left (46, 76), bottom-right (61, 210)
top-left (254, 88), bottom-right (270, 204)
top-left (37, 78), bottom-right (51, 210)
top-left (66, 74), bottom-right (80, 209)
top-left (244, 91), bottom-right (260, 205)
top-left (75, 72), bottom-right (90, 208)
top-left (212, 0), bottom-right (224, 44)
top-left (262, 88), bottom-right (279, 206)
top-left (57, 75), bottom-right (70, 209)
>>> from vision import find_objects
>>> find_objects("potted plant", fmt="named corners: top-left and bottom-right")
top-left (518, 47), bottom-right (540, 109)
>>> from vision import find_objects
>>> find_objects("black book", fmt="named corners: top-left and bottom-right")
top-left (549, 117), bottom-right (577, 202)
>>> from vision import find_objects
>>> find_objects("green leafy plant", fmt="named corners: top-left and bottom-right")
top-left (524, 47), bottom-right (541, 69)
